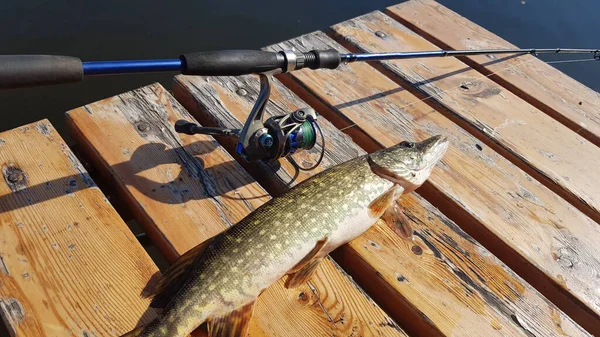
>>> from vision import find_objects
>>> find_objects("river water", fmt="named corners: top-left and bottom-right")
top-left (0, 0), bottom-right (597, 141)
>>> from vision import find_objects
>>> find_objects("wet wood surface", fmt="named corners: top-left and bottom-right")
top-left (173, 73), bottom-right (589, 337)
top-left (264, 30), bottom-right (600, 335)
top-left (66, 83), bottom-right (405, 337)
top-left (0, 121), bottom-right (159, 336)
top-left (332, 8), bottom-right (600, 229)
top-left (386, 0), bottom-right (600, 148)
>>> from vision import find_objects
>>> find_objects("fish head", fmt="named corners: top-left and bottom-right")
top-left (368, 135), bottom-right (449, 191)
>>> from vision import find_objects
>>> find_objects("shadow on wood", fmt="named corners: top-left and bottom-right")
top-left (0, 140), bottom-right (269, 214)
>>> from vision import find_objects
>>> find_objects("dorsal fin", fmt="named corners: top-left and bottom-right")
top-left (207, 300), bottom-right (257, 337)
top-left (144, 238), bottom-right (213, 308)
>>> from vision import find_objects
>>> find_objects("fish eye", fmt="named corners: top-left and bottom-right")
top-left (399, 141), bottom-right (414, 148)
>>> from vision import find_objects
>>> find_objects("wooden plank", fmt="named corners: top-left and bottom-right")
top-left (0, 120), bottom-right (159, 336)
top-left (331, 10), bottom-right (600, 229)
top-left (332, 12), bottom-right (600, 329)
top-left (263, 30), bottom-right (600, 334)
top-left (386, 0), bottom-right (600, 148)
top-left (173, 73), bottom-right (590, 337)
top-left (66, 83), bottom-right (405, 337)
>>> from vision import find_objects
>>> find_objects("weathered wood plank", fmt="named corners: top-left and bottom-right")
top-left (66, 83), bottom-right (405, 337)
top-left (173, 73), bottom-right (589, 337)
top-left (265, 30), bottom-right (600, 334)
top-left (387, 0), bottom-right (600, 148)
top-left (332, 10), bottom-right (600, 228)
top-left (0, 120), bottom-right (159, 337)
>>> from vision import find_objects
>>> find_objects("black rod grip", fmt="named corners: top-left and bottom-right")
top-left (180, 50), bottom-right (285, 76)
top-left (0, 55), bottom-right (83, 89)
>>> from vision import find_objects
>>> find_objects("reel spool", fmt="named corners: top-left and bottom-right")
top-left (175, 73), bottom-right (325, 170)
top-left (264, 108), bottom-right (325, 171)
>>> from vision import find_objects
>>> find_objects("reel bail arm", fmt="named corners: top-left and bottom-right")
top-left (174, 71), bottom-right (324, 169)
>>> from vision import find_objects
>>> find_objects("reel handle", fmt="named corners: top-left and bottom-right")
top-left (174, 120), bottom-right (240, 137)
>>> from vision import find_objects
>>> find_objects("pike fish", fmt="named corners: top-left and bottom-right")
top-left (124, 135), bottom-right (449, 337)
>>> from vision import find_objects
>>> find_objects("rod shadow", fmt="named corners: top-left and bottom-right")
top-left (334, 53), bottom-right (523, 110)
top-left (0, 140), bottom-right (266, 213)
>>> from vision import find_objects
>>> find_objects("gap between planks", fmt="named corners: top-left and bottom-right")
top-left (273, 70), bottom-right (600, 335)
top-left (325, 12), bottom-right (600, 229)
top-left (261, 28), bottom-right (600, 334)
top-left (385, 0), bottom-right (600, 149)
top-left (66, 83), bottom-right (406, 337)
top-left (173, 73), bottom-right (591, 337)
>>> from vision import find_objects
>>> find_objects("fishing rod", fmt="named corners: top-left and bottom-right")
top-left (1, 47), bottom-right (598, 169)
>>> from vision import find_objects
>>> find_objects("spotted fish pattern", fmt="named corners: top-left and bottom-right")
top-left (124, 135), bottom-right (449, 337)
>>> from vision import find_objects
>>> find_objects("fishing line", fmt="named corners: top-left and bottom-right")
top-left (338, 55), bottom-right (596, 132)
top-left (2, 47), bottom-right (598, 166)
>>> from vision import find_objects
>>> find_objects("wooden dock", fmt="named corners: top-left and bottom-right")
top-left (1, 0), bottom-right (599, 336)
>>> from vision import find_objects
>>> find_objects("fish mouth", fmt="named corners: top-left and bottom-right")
top-left (421, 135), bottom-right (449, 170)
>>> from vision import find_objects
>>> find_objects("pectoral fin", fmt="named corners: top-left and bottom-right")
top-left (382, 202), bottom-right (413, 239)
top-left (285, 238), bottom-right (328, 289)
top-left (207, 300), bottom-right (256, 337)
top-left (368, 184), bottom-right (402, 218)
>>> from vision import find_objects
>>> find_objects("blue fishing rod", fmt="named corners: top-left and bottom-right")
top-left (2, 48), bottom-right (598, 87)
top-left (1, 48), bottom-right (598, 168)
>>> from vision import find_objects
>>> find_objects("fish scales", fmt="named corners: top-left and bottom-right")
top-left (144, 157), bottom-right (390, 336)
top-left (125, 135), bottom-right (449, 337)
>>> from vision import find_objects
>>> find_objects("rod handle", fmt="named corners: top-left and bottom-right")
top-left (0, 55), bottom-right (83, 89)
top-left (180, 50), bottom-right (285, 76)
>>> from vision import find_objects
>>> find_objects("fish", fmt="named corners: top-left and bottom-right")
top-left (123, 135), bottom-right (449, 337)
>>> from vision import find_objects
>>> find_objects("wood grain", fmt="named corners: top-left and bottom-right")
top-left (173, 73), bottom-right (589, 336)
top-left (263, 30), bottom-right (600, 334)
top-left (66, 83), bottom-right (405, 337)
top-left (331, 9), bottom-right (600, 229)
top-left (387, 0), bottom-right (600, 148)
top-left (0, 120), bottom-right (159, 337)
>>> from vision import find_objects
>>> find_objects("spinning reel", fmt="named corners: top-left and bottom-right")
top-left (174, 72), bottom-right (325, 170)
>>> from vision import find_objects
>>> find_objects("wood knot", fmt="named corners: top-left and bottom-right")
top-left (411, 245), bottom-right (423, 255)
top-left (0, 297), bottom-right (25, 335)
top-left (554, 247), bottom-right (577, 269)
top-left (2, 165), bottom-right (27, 192)
top-left (368, 240), bottom-right (381, 250)
top-left (297, 291), bottom-right (310, 305)
top-left (136, 121), bottom-right (150, 132)
top-left (375, 31), bottom-right (387, 38)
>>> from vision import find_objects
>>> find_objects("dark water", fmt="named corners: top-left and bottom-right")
top-left (0, 0), bottom-right (598, 142)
